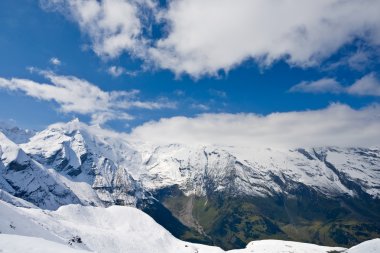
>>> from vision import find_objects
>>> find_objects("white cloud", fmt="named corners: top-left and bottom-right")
top-left (42, 0), bottom-right (380, 77)
top-left (107, 65), bottom-right (138, 77)
top-left (49, 57), bottom-right (61, 66)
top-left (290, 73), bottom-right (380, 96)
top-left (289, 78), bottom-right (344, 94)
top-left (107, 66), bottom-right (125, 77)
top-left (41, 0), bottom-right (154, 58)
top-left (190, 103), bottom-right (209, 111)
top-left (347, 73), bottom-right (380, 96)
top-left (130, 104), bottom-right (380, 148)
top-left (149, 0), bottom-right (380, 77)
top-left (0, 70), bottom-right (174, 125)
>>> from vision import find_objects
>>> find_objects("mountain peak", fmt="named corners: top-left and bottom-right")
top-left (45, 118), bottom-right (85, 135)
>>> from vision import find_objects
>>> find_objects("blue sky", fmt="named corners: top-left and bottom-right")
top-left (1, 0), bottom-right (380, 137)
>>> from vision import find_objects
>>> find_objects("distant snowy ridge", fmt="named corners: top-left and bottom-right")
top-left (0, 121), bottom-right (35, 144)
top-left (2, 200), bottom-right (378, 253)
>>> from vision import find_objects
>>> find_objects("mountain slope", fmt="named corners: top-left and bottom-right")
top-left (1, 200), bottom-right (379, 253)
top-left (0, 200), bottom-right (224, 253)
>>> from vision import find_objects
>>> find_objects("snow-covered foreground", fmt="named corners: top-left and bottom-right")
top-left (0, 200), bottom-right (378, 253)
top-left (0, 234), bottom-right (89, 253)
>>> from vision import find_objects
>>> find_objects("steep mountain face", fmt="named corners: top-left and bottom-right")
top-left (138, 145), bottom-right (380, 199)
top-left (140, 145), bottom-right (380, 249)
top-left (0, 120), bottom-right (379, 249)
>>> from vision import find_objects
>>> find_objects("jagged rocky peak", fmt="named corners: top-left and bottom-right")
top-left (0, 132), bottom-right (83, 210)
top-left (22, 118), bottom-right (138, 165)
top-left (0, 120), bottom-right (146, 209)
top-left (21, 119), bottom-right (146, 207)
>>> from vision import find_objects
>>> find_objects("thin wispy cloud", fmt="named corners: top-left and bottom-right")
top-left (289, 78), bottom-right (344, 94)
top-left (49, 57), bottom-right (61, 66)
top-left (0, 70), bottom-right (175, 125)
top-left (290, 73), bottom-right (380, 97)
top-left (107, 65), bottom-right (138, 77)
top-left (325, 49), bottom-right (374, 72)
top-left (41, 0), bottom-right (380, 78)
top-left (190, 103), bottom-right (210, 111)
top-left (173, 90), bottom-right (185, 96)
top-left (209, 89), bottom-right (227, 98)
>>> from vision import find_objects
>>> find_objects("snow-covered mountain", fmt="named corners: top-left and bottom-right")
top-left (1, 199), bottom-right (378, 253)
top-left (20, 119), bottom-right (146, 207)
top-left (1, 119), bottom-right (380, 249)
top-left (0, 131), bottom-right (83, 209)
top-left (1, 119), bottom-right (378, 208)
top-left (138, 144), bottom-right (380, 198)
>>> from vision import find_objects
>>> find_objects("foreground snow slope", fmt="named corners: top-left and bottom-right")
top-left (0, 234), bottom-right (90, 253)
top-left (347, 238), bottom-right (380, 253)
top-left (0, 200), bottom-right (223, 253)
top-left (0, 200), bottom-right (368, 253)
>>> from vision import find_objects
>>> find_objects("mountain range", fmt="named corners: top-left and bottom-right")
top-left (1, 119), bottom-right (380, 250)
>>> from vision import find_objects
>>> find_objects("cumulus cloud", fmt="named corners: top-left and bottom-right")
top-left (41, 0), bottom-right (155, 58)
top-left (129, 104), bottom-right (380, 148)
top-left (0, 70), bottom-right (174, 124)
top-left (290, 73), bottom-right (380, 96)
top-left (42, 0), bottom-right (380, 77)
top-left (151, 0), bottom-right (380, 76)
